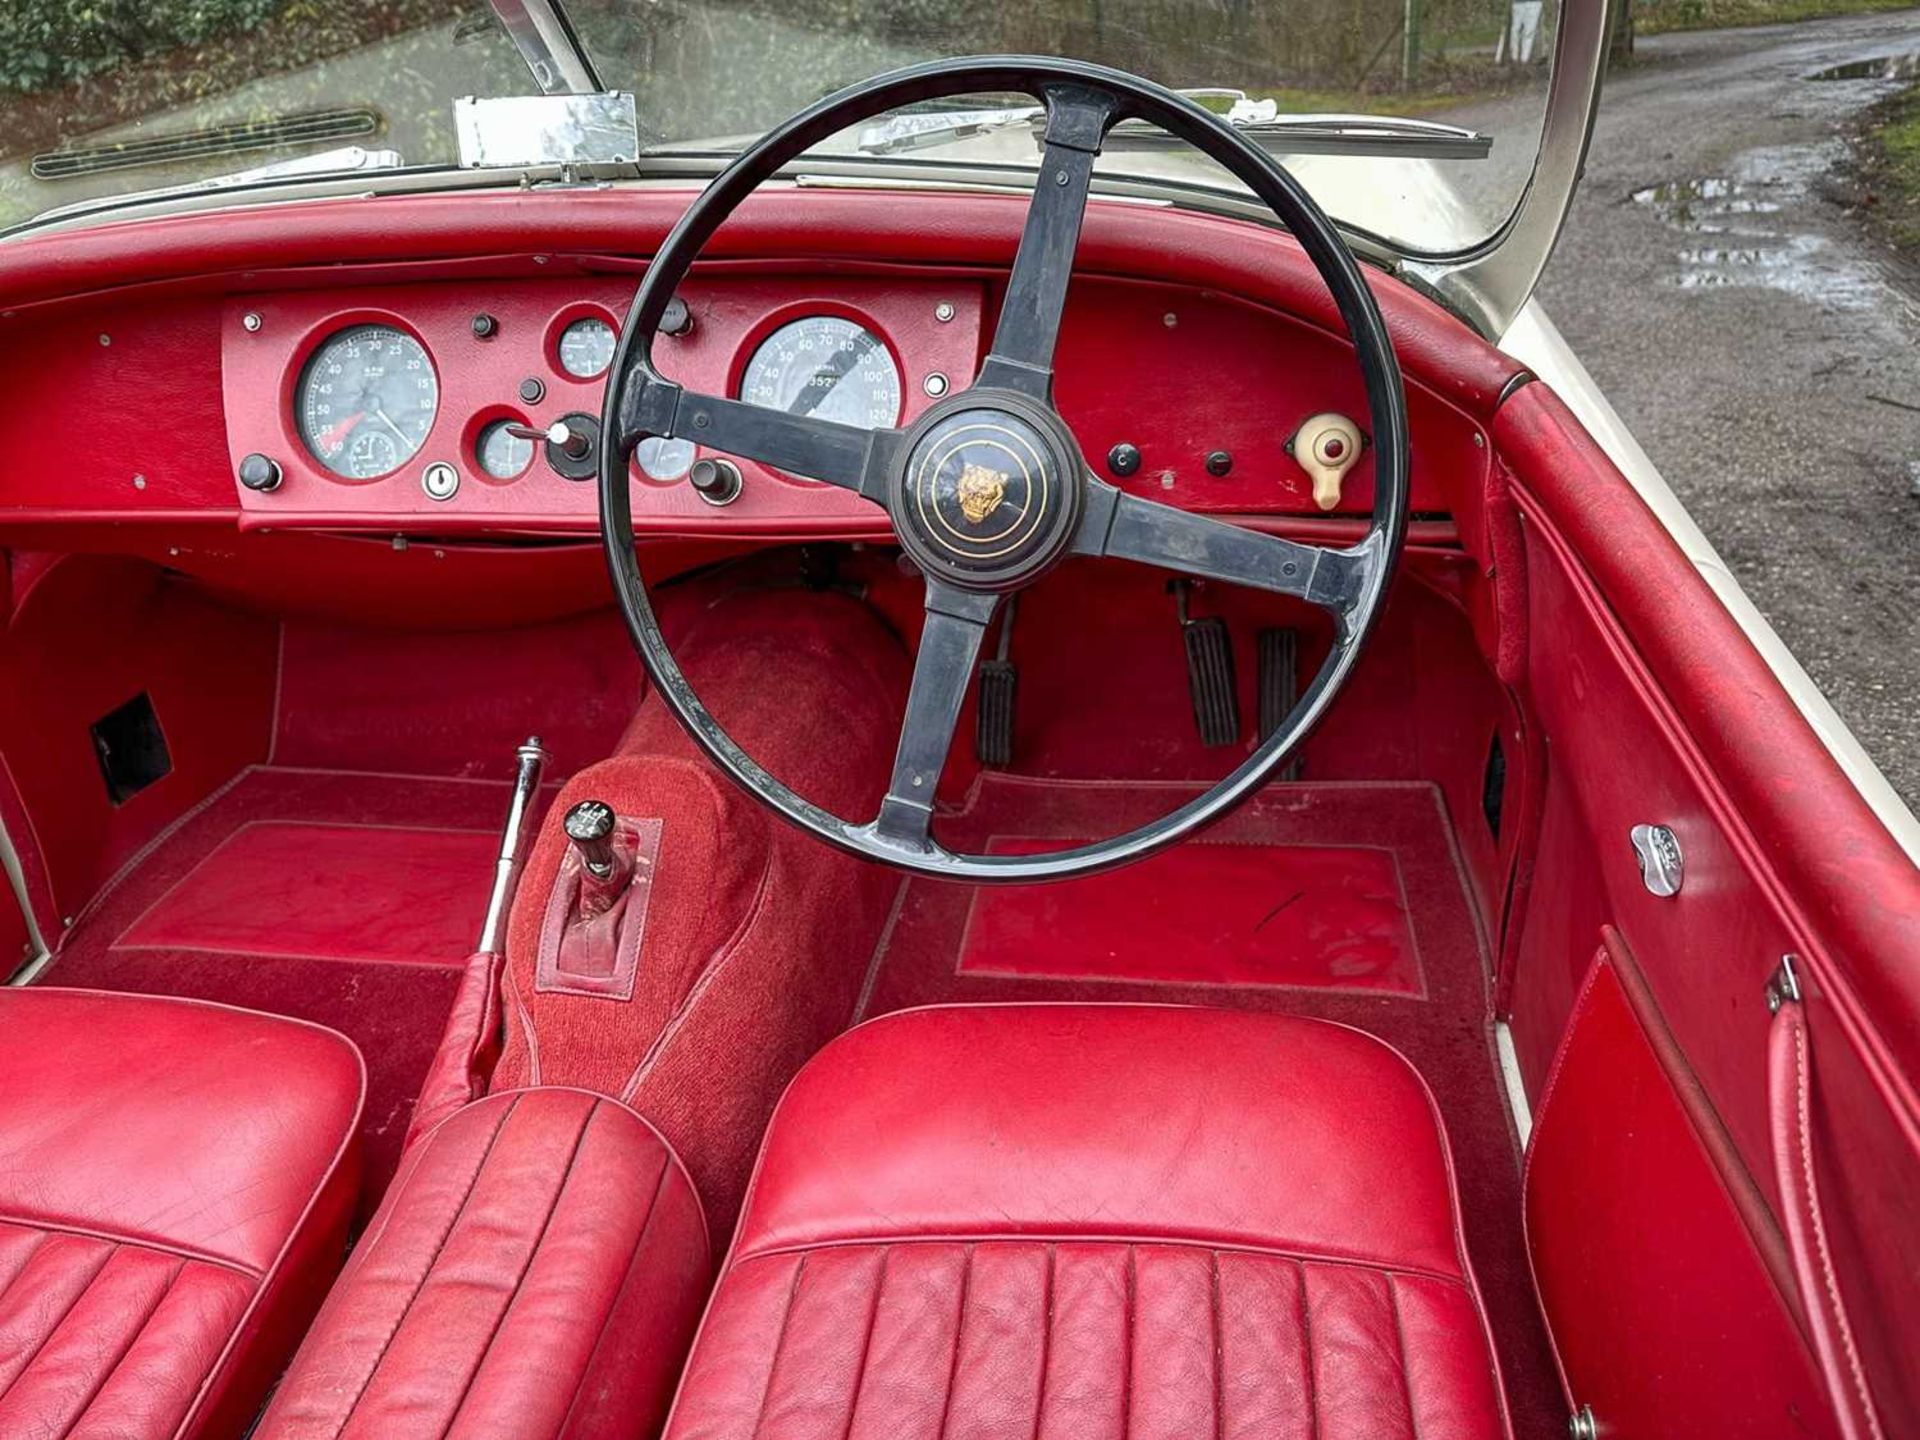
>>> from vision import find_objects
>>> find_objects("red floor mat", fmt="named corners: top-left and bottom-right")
top-left (961, 837), bottom-right (1422, 993)
top-left (46, 766), bottom-right (524, 1203)
top-left (119, 822), bottom-right (494, 964)
top-left (862, 775), bottom-right (1561, 1436)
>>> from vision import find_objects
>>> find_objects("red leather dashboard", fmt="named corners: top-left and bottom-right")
top-left (0, 187), bottom-right (1504, 540)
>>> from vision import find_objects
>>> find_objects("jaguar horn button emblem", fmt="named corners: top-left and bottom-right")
top-left (956, 462), bottom-right (1010, 524)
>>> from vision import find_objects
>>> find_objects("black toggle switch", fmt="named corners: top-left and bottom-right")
top-left (564, 800), bottom-right (617, 878)
top-left (544, 413), bottom-right (601, 480)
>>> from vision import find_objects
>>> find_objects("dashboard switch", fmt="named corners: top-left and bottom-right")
top-left (238, 453), bottom-right (282, 492)
top-left (544, 413), bottom-right (601, 481)
top-left (689, 457), bottom-right (743, 506)
top-left (661, 297), bottom-right (694, 337)
top-left (1286, 412), bottom-right (1364, 511)
top-left (1205, 450), bottom-right (1233, 477)
top-left (1106, 443), bottom-right (1141, 478)
top-left (471, 313), bottom-right (499, 340)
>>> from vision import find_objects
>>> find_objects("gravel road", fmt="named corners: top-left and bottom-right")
top-left (1514, 12), bottom-right (1920, 808)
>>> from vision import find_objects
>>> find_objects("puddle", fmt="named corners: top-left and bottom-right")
top-left (1630, 141), bottom-right (1889, 311)
top-left (1807, 52), bottom-right (1920, 82)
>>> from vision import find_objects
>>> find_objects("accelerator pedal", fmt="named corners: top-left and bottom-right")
top-left (1175, 582), bottom-right (1239, 748)
top-left (1258, 627), bottom-right (1304, 780)
top-left (974, 596), bottom-right (1018, 768)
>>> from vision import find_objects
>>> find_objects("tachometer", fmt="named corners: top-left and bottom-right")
top-left (740, 316), bottom-right (900, 432)
top-left (296, 325), bottom-right (438, 480)
top-left (558, 317), bottom-right (617, 379)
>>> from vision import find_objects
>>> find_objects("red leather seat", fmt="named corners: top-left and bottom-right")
top-left (257, 1087), bottom-right (711, 1440)
top-left (664, 1004), bottom-right (1512, 1439)
top-left (0, 988), bottom-right (364, 1439)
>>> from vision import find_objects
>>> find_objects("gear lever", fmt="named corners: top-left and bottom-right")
top-left (564, 800), bottom-right (618, 879)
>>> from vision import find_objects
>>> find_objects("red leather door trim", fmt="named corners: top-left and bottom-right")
top-left (1524, 948), bottom-right (1837, 1438)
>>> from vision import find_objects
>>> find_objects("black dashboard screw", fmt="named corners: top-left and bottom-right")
top-left (471, 313), bottom-right (499, 340)
top-left (519, 376), bottom-right (545, 404)
top-left (1205, 450), bottom-right (1233, 477)
top-left (1107, 442), bottom-right (1141, 478)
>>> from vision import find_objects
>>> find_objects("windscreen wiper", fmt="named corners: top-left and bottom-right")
top-left (856, 89), bottom-right (1490, 161)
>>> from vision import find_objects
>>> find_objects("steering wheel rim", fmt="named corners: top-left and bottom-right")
top-left (598, 55), bottom-right (1410, 883)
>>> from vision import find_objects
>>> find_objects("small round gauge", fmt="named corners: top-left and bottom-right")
top-left (557, 317), bottom-right (617, 379)
top-left (635, 435), bottom-right (696, 481)
top-left (740, 316), bottom-right (901, 431)
top-left (296, 325), bottom-right (438, 480)
top-left (476, 420), bottom-right (535, 479)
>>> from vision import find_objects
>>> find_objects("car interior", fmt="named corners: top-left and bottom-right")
top-left (0, 50), bottom-right (1915, 1440)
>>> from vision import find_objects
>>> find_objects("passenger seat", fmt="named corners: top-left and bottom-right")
top-left (0, 988), bottom-right (364, 1438)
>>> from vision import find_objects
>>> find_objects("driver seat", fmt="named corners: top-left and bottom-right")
top-left (662, 1004), bottom-right (1512, 1438)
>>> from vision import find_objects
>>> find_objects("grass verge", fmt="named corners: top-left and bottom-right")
top-left (1856, 80), bottom-right (1920, 256)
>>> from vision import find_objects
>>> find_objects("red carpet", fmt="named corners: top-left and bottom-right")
top-left (119, 822), bottom-right (496, 964)
top-left (962, 837), bottom-right (1422, 993)
top-left (862, 775), bottom-right (1562, 1437)
top-left (46, 766), bottom-right (526, 1202)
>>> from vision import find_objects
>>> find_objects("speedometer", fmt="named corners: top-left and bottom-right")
top-left (296, 325), bottom-right (438, 479)
top-left (740, 316), bottom-right (901, 432)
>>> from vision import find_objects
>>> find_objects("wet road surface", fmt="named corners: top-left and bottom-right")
top-left (1517, 12), bottom-right (1920, 809)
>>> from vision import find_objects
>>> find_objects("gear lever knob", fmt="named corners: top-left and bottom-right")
top-left (563, 800), bottom-right (617, 878)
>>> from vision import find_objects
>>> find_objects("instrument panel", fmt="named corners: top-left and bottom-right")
top-left (222, 277), bottom-right (980, 533)
top-left (221, 271), bottom-right (1471, 534)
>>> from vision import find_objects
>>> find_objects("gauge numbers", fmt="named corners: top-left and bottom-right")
top-left (558, 317), bottom-right (617, 379)
top-left (740, 316), bottom-right (900, 432)
top-left (476, 420), bottom-right (535, 479)
top-left (297, 325), bottom-right (438, 479)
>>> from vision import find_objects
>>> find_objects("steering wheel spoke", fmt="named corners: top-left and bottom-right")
top-left (972, 84), bottom-right (1121, 400)
top-left (1075, 479), bottom-right (1372, 616)
top-left (616, 370), bottom-right (897, 500)
top-left (864, 581), bottom-right (1000, 849)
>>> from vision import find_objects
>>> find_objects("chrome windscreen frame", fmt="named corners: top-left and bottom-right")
top-left (1403, 0), bottom-right (1615, 337)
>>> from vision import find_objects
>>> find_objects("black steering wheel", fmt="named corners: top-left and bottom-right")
top-left (599, 56), bottom-right (1410, 883)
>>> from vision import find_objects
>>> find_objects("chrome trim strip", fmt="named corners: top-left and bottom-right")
top-left (1495, 1019), bottom-right (1534, 1147)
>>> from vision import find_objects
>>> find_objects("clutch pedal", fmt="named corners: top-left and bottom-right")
top-left (974, 597), bottom-right (1018, 768)
top-left (1258, 627), bottom-right (1303, 780)
top-left (1175, 582), bottom-right (1239, 748)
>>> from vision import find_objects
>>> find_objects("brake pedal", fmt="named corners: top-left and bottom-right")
top-left (1175, 583), bottom-right (1239, 748)
top-left (974, 597), bottom-right (1018, 768)
top-left (1258, 627), bottom-right (1303, 780)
